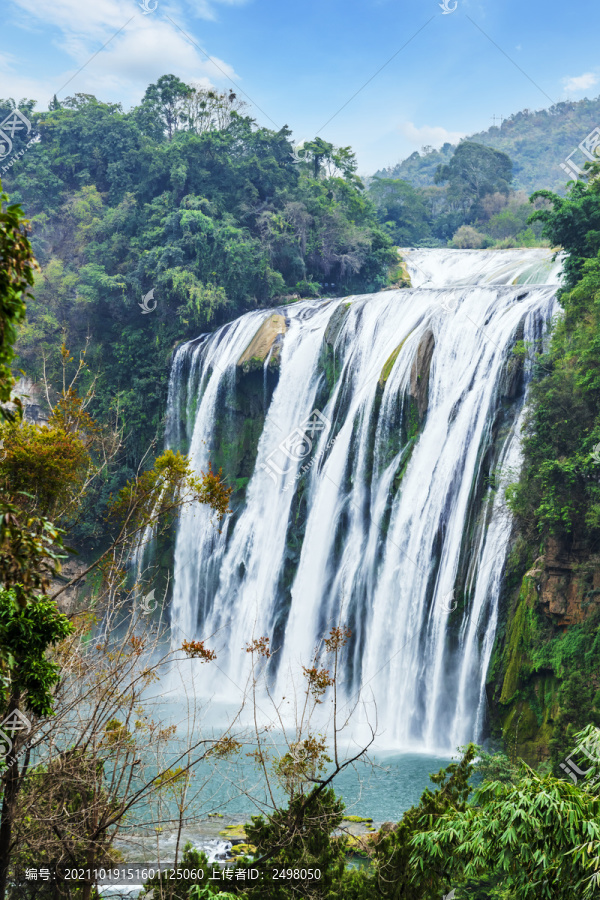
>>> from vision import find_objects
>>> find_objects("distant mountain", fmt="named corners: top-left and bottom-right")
top-left (375, 96), bottom-right (600, 195)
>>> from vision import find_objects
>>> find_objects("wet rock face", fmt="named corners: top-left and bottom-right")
top-left (237, 313), bottom-right (287, 375)
top-left (323, 301), bottom-right (351, 349)
top-left (528, 540), bottom-right (600, 627)
top-left (409, 329), bottom-right (435, 421)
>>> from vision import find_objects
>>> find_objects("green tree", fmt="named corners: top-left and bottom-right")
top-left (369, 177), bottom-right (432, 245)
top-left (530, 162), bottom-right (600, 290)
top-left (141, 74), bottom-right (193, 140)
top-left (435, 142), bottom-right (513, 215)
top-left (244, 788), bottom-right (347, 899)
top-left (0, 184), bottom-right (35, 419)
top-left (0, 587), bottom-right (73, 899)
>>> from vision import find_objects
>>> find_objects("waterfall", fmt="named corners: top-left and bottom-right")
top-left (166, 249), bottom-right (562, 754)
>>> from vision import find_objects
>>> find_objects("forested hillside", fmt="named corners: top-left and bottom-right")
top-left (377, 96), bottom-right (600, 195)
top-left (0, 77), bottom-right (397, 550)
top-left (368, 141), bottom-right (549, 248)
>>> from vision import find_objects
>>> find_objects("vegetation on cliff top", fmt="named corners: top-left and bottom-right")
top-left (0, 79), bottom-right (396, 506)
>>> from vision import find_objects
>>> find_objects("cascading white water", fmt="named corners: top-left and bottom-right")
top-left (166, 249), bottom-right (562, 754)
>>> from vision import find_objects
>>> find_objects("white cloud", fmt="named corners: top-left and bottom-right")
top-left (188, 0), bottom-right (250, 22)
top-left (562, 72), bottom-right (599, 95)
top-left (397, 121), bottom-right (466, 150)
top-left (10, 0), bottom-right (247, 30)
top-left (3, 0), bottom-right (243, 109)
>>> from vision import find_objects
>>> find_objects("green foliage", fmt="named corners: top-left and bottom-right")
top-left (0, 587), bottom-right (73, 719)
top-left (435, 142), bottom-right (513, 211)
top-left (1, 82), bottom-right (395, 485)
top-left (506, 221), bottom-right (600, 542)
top-left (0, 185), bottom-right (35, 418)
top-left (368, 177), bottom-right (431, 245)
top-left (411, 756), bottom-right (600, 898)
top-left (0, 501), bottom-right (65, 608)
top-left (140, 74), bottom-right (193, 140)
top-left (378, 142), bottom-right (455, 188)
top-left (243, 788), bottom-right (347, 899)
top-left (368, 159), bottom-right (544, 249)
top-left (0, 416), bottom-right (88, 519)
top-left (190, 889), bottom-right (238, 900)
top-left (530, 168), bottom-right (600, 291)
top-left (295, 137), bottom-right (362, 184)
top-left (109, 449), bottom-right (232, 546)
top-left (449, 225), bottom-right (491, 249)
top-left (471, 747), bottom-right (522, 784)
top-left (531, 609), bottom-right (600, 765)
top-left (143, 843), bottom-right (230, 898)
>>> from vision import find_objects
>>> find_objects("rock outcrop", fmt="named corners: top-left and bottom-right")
top-left (237, 314), bottom-right (287, 375)
top-left (409, 329), bottom-right (435, 421)
top-left (528, 540), bottom-right (600, 628)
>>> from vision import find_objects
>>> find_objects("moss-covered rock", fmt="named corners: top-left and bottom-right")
top-left (323, 301), bottom-right (351, 349)
top-left (489, 538), bottom-right (600, 764)
top-left (499, 678), bottom-right (559, 765)
top-left (500, 574), bottom-right (539, 705)
top-left (230, 842), bottom-right (256, 859)
top-left (378, 333), bottom-right (411, 388)
top-left (219, 823), bottom-right (248, 841)
top-left (388, 255), bottom-right (412, 288)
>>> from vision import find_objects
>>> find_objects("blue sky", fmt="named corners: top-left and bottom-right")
top-left (1, 0), bottom-right (599, 173)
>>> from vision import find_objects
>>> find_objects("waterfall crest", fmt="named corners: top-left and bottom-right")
top-left (166, 249), bottom-right (562, 753)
